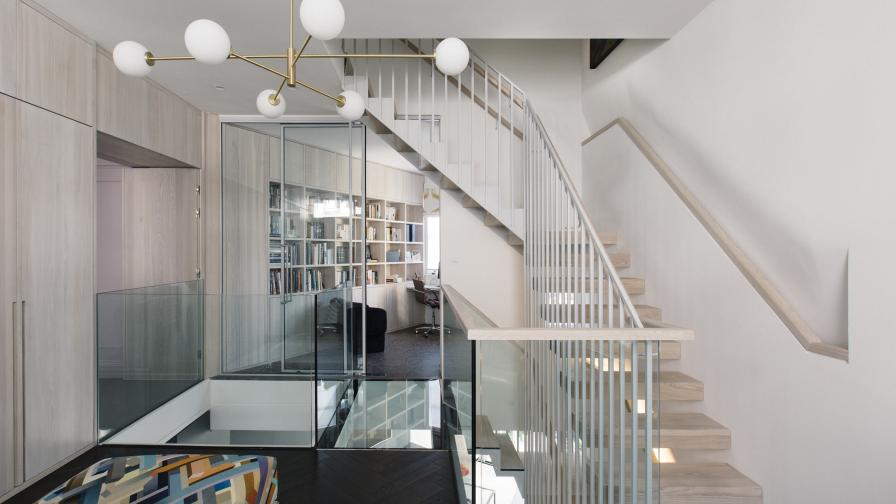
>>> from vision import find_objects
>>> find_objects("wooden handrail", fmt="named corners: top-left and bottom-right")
top-left (442, 284), bottom-right (692, 342)
top-left (582, 118), bottom-right (848, 361)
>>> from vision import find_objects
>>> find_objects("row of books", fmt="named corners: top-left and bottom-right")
top-left (269, 182), bottom-right (281, 209)
top-left (384, 206), bottom-right (398, 221)
top-left (405, 224), bottom-right (420, 242)
top-left (367, 203), bottom-right (383, 219)
top-left (308, 221), bottom-right (325, 239)
top-left (304, 269), bottom-right (325, 291)
top-left (307, 243), bottom-right (335, 265)
top-left (270, 242), bottom-right (301, 265)
top-left (269, 268), bottom-right (301, 295)
top-left (385, 225), bottom-right (402, 241)
top-left (366, 226), bottom-right (377, 241)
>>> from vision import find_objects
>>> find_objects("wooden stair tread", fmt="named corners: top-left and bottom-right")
top-left (661, 463), bottom-right (762, 503)
top-left (570, 412), bottom-right (730, 450)
top-left (475, 415), bottom-right (500, 449)
top-left (497, 433), bottom-right (524, 472)
top-left (573, 371), bottom-right (704, 401)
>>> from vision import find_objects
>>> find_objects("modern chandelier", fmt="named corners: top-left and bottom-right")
top-left (111, 0), bottom-right (471, 120)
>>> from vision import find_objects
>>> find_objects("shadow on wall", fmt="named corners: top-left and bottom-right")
top-left (585, 39), bottom-right (665, 89)
top-left (618, 88), bottom-right (848, 346)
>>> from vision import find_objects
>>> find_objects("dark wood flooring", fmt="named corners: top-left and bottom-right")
top-left (9, 446), bottom-right (458, 504)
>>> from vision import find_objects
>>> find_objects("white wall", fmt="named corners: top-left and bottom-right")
top-left (580, 0), bottom-right (896, 501)
top-left (440, 186), bottom-right (524, 328)
top-left (470, 40), bottom-right (590, 190)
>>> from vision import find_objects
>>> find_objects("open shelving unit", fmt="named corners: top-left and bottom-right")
top-left (268, 164), bottom-right (424, 296)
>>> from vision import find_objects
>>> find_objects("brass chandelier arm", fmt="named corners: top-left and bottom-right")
top-left (293, 78), bottom-right (345, 105)
top-left (299, 53), bottom-right (436, 59)
top-left (230, 51), bottom-right (290, 79)
top-left (145, 54), bottom-right (288, 63)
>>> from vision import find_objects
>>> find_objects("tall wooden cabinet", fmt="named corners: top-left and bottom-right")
top-left (0, 97), bottom-right (96, 496)
top-left (17, 101), bottom-right (96, 480)
top-left (0, 94), bottom-right (17, 500)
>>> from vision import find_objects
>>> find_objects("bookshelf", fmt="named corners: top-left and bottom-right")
top-left (268, 148), bottom-right (425, 296)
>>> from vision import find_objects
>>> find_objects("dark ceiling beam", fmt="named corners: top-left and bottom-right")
top-left (589, 39), bottom-right (623, 69)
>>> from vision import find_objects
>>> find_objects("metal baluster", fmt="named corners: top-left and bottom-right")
top-left (608, 339), bottom-right (615, 504)
top-left (431, 40), bottom-right (435, 149)
top-left (418, 39), bottom-right (422, 149)
top-left (619, 332), bottom-right (626, 504)
top-left (498, 75), bottom-right (502, 216)
top-left (469, 59), bottom-right (474, 194)
top-left (485, 67), bottom-right (489, 206)
top-left (645, 341), bottom-right (653, 504)
top-left (632, 340), bottom-right (639, 504)
top-left (510, 85), bottom-right (515, 224)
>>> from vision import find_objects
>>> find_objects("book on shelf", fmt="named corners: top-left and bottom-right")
top-left (366, 269), bottom-right (379, 285)
top-left (308, 221), bottom-right (325, 240)
top-left (304, 269), bottom-right (325, 291)
top-left (335, 223), bottom-right (351, 241)
top-left (270, 214), bottom-right (282, 237)
top-left (385, 226), bottom-right (401, 241)
top-left (367, 203), bottom-right (382, 219)
top-left (269, 182), bottom-right (281, 209)
top-left (385, 206), bottom-right (397, 221)
top-left (306, 242), bottom-right (334, 265)
top-left (407, 250), bottom-right (422, 262)
top-left (286, 216), bottom-right (300, 239)
top-left (405, 223), bottom-right (417, 242)
top-left (365, 244), bottom-right (374, 262)
top-left (269, 269), bottom-right (282, 295)
top-left (336, 246), bottom-right (349, 264)
top-left (366, 226), bottom-right (377, 241)
top-left (336, 269), bottom-right (352, 286)
top-left (386, 249), bottom-right (401, 263)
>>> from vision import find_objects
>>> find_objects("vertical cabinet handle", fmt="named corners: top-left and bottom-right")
top-left (12, 300), bottom-right (24, 485)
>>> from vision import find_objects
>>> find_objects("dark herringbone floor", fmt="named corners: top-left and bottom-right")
top-left (11, 446), bottom-right (458, 504)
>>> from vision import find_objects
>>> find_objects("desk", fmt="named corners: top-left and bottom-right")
top-left (405, 280), bottom-right (440, 292)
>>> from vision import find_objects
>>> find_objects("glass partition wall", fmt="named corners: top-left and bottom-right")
top-left (222, 122), bottom-right (365, 376)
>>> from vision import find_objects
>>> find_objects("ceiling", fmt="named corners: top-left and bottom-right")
top-left (36, 0), bottom-right (712, 115)
top-left (237, 123), bottom-right (417, 172)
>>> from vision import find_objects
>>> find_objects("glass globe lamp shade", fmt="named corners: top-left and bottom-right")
top-left (113, 41), bottom-right (153, 77)
top-left (256, 89), bottom-right (286, 118)
top-left (184, 19), bottom-right (232, 64)
top-left (435, 38), bottom-right (470, 76)
top-left (299, 0), bottom-right (345, 41)
top-left (337, 90), bottom-right (365, 121)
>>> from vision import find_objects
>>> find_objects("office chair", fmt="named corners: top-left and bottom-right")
top-left (412, 278), bottom-right (444, 337)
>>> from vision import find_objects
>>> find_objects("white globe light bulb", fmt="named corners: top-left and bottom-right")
top-left (184, 19), bottom-right (231, 64)
top-left (256, 89), bottom-right (286, 118)
top-left (435, 38), bottom-right (470, 76)
top-left (113, 41), bottom-right (153, 77)
top-left (300, 0), bottom-right (345, 41)
top-left (337, 90), bottom-right (365, 121)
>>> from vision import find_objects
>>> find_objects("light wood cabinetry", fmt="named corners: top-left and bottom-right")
top-left (16, 2), bottom-right (94, 125)
top-left (222, 125), bottom-right (270, 371)
top-left (0, 0), bottom-right (15, 96)
top-left (285, 140), bottom-right (305, 186)
top-left (367, 162), bottom-right (385, 199)
top-left (96, 51), bottom-right (202, 167)
top-left (16, 101), bottom-right (95, 480)
top-left (0, 94), bottom-right (16, 499)
top-left (122, 168), bottom-right (200, 290)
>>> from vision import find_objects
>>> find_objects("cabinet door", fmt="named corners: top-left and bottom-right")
top-left (367, 162), bottom-right (385, 199)
top-left (405, 172), bottom-right (423, 205)
top-left (385, 168), bottom-right (402, 202)
top-left (17, 102), bottom-right (95, 479)
top-left (351, 158), bottom-right (362, 196)
top-left (269, 136), bottom-right (281, 181)
top-left (334, 154), bottom-right (350, 193)
top-left (284, 141), bottom-right (305, 186)
top-left (0, 95), bottom-right (15, 497)
top-left (0, 0), bottom-right (15, 97)
top-left (17, 3), bottom-right (95, 125)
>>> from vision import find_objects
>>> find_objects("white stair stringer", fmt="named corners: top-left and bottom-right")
top-left (363, 95), bottom-right (525, 241)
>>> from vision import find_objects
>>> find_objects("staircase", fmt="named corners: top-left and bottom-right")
top-left (340, 39), bottom-right (762, 504)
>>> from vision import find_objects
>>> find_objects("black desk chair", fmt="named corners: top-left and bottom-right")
top-left (412, 278), bottom-right (442, 337)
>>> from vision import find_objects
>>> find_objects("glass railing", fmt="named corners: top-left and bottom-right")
top-left (96, 280), bottom-right (204, 441)
top-left (442, 293), bottom-right (476, 504)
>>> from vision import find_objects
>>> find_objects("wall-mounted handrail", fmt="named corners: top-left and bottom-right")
top-left (583, 118), bottom-right (848, 362)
